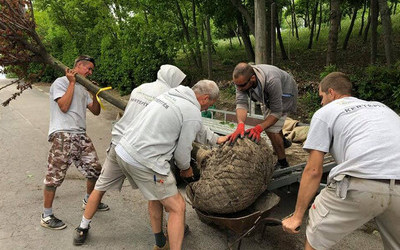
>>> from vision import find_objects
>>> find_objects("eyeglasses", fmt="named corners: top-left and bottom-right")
top-left (76, 57), bottom-right (96, 67)
top-left (232, 74), bottom-right (254, 88)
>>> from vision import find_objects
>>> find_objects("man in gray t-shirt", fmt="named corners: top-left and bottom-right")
top-left (229, 62), bottom-right (298, 169)
top-left (41, 55), bottom-right (108, 230)
top-left (282, 72), bottom-right (400, 250)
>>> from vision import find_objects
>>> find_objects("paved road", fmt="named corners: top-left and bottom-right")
top-left (0, 79), bottom-right (383, 250)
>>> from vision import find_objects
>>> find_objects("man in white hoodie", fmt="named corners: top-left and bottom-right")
top-left (115, 80), bottom-right (227, 250)
top-left (73, 65), bottom-right (187, 246)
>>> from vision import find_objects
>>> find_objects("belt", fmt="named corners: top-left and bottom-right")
top-left (371, 179), bottom-right (400, 185)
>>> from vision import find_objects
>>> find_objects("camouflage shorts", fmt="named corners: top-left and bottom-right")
top-left (44, 132), bottom-right (101, 187)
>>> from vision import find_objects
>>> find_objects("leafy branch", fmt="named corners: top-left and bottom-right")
top-left (0, 0), bottom-right (127, 109)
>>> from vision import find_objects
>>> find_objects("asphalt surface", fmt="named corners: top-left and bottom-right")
top-left (0, 79), bottom-right (384, 250)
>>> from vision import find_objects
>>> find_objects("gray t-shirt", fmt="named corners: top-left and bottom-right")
top-left (304, 97), bottom-right (400, 182)
top-left (236, 64), bottom-right (297, 119)
top-left (48, 76), bottom-right (92, 138)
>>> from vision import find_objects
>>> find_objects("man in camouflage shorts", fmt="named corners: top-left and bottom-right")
top-left (41, 55), bottom-right (109, 230)
top-left (45, 133), bottom-right (101, 187)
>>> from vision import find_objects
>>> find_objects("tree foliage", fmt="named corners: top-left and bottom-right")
top-left (1, 0), bottom-right (398, 95)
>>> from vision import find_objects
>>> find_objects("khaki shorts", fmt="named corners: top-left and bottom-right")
top-left (44, 132), bottom-right (101, 187)
top-left (115, 154), bottom-right (178, 201)
top-left (94, 144), bottom-right (132, 191)
top-left (263, 109), bottom-right (287, 134)
top-left (306, 176), bottom-right (400, 250)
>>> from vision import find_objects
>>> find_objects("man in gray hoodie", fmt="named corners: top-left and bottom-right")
top-left (73, 65), bottom-right (187, 246)
top-left (229, 62), bottom-right (298, 169)
top-left (115, 80), bottom-right (227, 250)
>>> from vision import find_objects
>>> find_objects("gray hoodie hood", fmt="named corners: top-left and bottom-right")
top-left (167, 85), bottom-right (201, 110)
top-left (111, 65), bottom-right (186, 145)
top-left (156, 64), bottom-right (186, 88)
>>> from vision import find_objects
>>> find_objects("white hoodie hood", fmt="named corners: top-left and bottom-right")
top-left (111, 65), bottom-right (186, 144)
top-left (156, 64), bottom-right (186, 88)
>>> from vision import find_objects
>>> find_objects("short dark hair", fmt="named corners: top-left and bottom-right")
top-left (233, 62), bottom-right (254, 79)
top-left (74, 55), bottom-right (95, 67)
top-left (319, 72), bottom-right (352, 95)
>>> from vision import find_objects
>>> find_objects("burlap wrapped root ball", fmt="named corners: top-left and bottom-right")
top-left (187, 137), bottom-right (275, 214)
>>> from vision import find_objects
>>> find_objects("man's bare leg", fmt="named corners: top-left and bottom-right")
top-left (83, 189), bottom-right (105, 219)
top-left (86, 179), bottom-right (96, 195)
top-left (160, 193), bottom-right (185, 250)
top-left (43, 187), bottom-right (56, 209)
top-left (149, 200), bottom-right (163, 233)
top-left (267, 132), bottom-right (286, 159)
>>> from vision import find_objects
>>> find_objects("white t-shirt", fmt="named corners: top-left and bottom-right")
top-left (304, 97), bottom-right (400, 182)
top-left (48, 76), bottom-right (92, 138)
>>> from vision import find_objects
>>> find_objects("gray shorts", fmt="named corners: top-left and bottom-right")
top-left (306, 176), bottom-right (400, 250)
top-left (263, 109), bottom-right (287, 134)
top-left (115, 154), bottom-right (178, 201)
top-left (94, 144), bottom-right (134, 191)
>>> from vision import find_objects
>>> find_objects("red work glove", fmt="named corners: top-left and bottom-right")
top-left (227, 123), bottom-right (245, 146)
top-left (245, 125), bottom-right (264, 143)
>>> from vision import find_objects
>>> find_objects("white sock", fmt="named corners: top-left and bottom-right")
top-left (79, 216), bottom-right (91, 229)
top-left (84, 193), bottom-right (90, 202)
top-left (43, 208), bottom-right (53, 218)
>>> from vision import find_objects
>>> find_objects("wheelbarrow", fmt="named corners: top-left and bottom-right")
top-left (187, 189), bottom-right (282, 250)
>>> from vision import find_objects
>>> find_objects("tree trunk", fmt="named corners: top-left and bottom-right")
top-left (308, 0), bottom-right (319, 49)
top-left (275, 6), bottom-right (288, 60)
top-left (43, 54), bottom-right (127, 110)
top-left (236, 12), bottom-right (255, 62)
top-left (266, 0), bottom-right (272, 64)
top-left (291, 3), bottom-right (295, 37)
top-left (363, 9), bottom-right (371, 43)
top-left (255, 0), bottom-right (268, 64)
top-left (359, 0), bottom-right (367, 36)
top-left (370, 0), bottom-right (378, 64)
top-left (305, 0), bottom-right (310, 28)
top-left (192, 0), bottom-right (203, 70)
top-left (175, 0), bottom-right (199, 68)
top-left (234, 28), bottom-right (243, 46)
top-left (271, 2), bottom-right (277, 64)
top-left (326, 0), bottom-right (341, 66)
top-left (316, 0), bottom-right (322, 41)
top-left (201, 19), bottom-right (206, 50)
top-left (292, 0), bottom-right (299, 39)
top-left (378, 0), bottom-right (395, 65)
top-left (231, 0), bottom-right (255, 35)
top-left (205, 15), bottom-right (212, 79)
top-left (342, 7), bottom-right (358, 50)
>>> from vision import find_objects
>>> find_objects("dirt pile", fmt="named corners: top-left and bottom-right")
top-left (187, 137), bottom-right (275, 214)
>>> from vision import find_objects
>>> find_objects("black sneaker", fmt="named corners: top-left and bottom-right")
top-left (40, 214), bottom-right (67, 230)
top-left (73, 226), bottom-right (90, 246)
top-left (274, 161), bottom-right (290, 170)
top-left (82, 199), bottom-right (109, 211)
top-left (283, 137), bottom-right (292, 148)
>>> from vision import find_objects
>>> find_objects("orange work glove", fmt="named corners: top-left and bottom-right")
top-left (245, 125), bottom-right (264, 143)
top-left (227, 123), bottom-right (245, 146)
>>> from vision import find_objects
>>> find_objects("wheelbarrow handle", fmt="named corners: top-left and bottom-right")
top-left (226, 217), bottom-right (283, 250)
top-left (260, 217), bottom-right (282, 226)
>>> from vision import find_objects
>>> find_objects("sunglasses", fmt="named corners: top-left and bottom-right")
top-left (76, 57), bottom-right (96, 67)
top-left (232, 74), bottom-right (254, 88)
